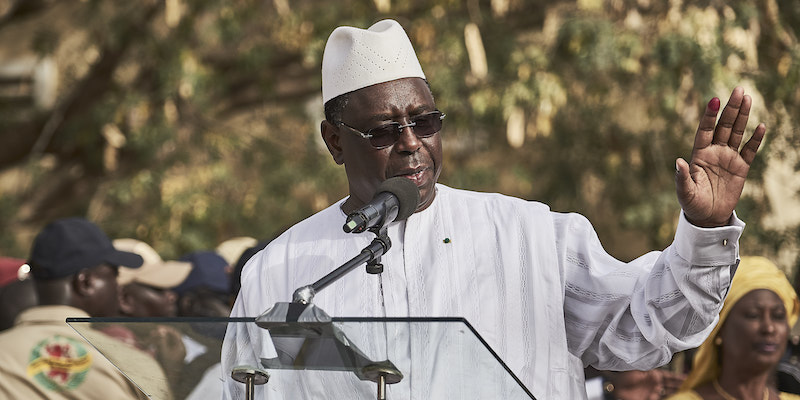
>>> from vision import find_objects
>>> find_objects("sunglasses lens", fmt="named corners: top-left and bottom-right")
top-left (368, 124), bottom-right (399, 148)
top-left (411, 113), bottom-right (443, 137)
top-left (358, 112), bottom-right (444, 148)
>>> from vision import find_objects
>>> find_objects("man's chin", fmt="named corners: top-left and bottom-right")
top-left (415, 186), bottom-right (437, 212)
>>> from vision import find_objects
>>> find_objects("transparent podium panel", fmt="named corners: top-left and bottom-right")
top-left (68, 317), bottom-right (535, 399)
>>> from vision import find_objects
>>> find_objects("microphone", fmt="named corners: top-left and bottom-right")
top-left (343, 177), bottom-right (420, 233)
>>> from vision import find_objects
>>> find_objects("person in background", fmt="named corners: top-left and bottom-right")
top-left (229, 240), bottom-right (269, 305)
top-left (0, 217), bottom-right (158, 399)
top-left (775, 268), bottom-right (800, 395)
top-left (666, 256), bottom-right (800, 400)
top-left (175, 250), bottom-right (232, 318)
top-left (215, 236), bottom-right (258, 273)
top-left (216, 236), bottom-right (264, 306)
top-left (111, 238), bottom-right (193, 395)
top-left (0, 257), bottom-right (36, 331)
top-left (779, 334), bottom-right (800, 395)
top-left (585, 366), bottom-right (685, 400)
top-left (113, 238), bottom-right (193, 318)
top-left (174, 250), bottom-right (233, 400)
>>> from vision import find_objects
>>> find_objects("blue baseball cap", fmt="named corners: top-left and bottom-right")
top-left (29, 217), bottom-right (143, 280)
top-left (173, 251), bottom-right (230, 295)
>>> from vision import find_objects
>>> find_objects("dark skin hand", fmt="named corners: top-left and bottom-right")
top-left (605, 369), bottom-right (686, 400)
top-left (676, 87), bottom-right (766, 227)
top-left (146, 325), bottom-right (186, 383)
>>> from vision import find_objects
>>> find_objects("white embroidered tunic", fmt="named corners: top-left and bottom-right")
top-left (223, 184), bottom-right (743, 399)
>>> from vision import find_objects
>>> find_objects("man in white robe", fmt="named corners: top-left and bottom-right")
top-left (222, 19), bottom-right (766, 399)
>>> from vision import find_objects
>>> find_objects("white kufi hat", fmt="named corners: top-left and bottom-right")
top-left (322, 19), bottom-right (426, 104)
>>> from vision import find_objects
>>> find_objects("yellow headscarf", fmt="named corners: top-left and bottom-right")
top-left (681, 256), bottom-right (800, 390)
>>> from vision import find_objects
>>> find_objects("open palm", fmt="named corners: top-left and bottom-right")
top-left (676, 87), bottom-right (766, 227)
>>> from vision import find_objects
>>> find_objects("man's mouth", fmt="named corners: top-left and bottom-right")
top-left (394, 167), bottom-right (428, 185)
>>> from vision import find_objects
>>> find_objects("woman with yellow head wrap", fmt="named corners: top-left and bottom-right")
top-left (666, 256), bottom-right (800, 400)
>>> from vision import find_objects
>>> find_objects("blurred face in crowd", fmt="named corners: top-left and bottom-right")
top-left (120, 282), bottom-right (178, 317)
top-left (323, 77), bottom-right (443, 214)
top-left (84, 264), bottom-right (121, 317)
top-left (178, 288), bottom-right (231, 318)
top-left (718, 289), bottom-right (789, 372)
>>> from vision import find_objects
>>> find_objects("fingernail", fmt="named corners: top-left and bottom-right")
top-left (675, 160), bottom-right (680, 173)
top-left (708, 97), bottom-right (720, 112)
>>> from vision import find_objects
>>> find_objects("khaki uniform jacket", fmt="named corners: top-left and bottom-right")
top-left (0, 305), bottom-right (157, 400)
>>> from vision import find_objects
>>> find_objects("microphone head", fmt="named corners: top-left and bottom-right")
top-left (377, 177), bottom-right (421, 221)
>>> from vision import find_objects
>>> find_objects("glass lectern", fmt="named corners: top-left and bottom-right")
top-left (68, 316), bottom-right (536, 399)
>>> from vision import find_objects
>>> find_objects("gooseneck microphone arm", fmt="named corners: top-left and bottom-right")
top-left (254, 200), bottom-right (410, 400)
top-left (293, 230), bottom-right (390, 304)
top-left (292, 177), bottom-right (420, 304)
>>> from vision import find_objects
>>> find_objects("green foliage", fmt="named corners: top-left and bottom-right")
top-left (31, 29), bottom-right (59, 57)
top-left (1, 0), bottom-right (799, 268)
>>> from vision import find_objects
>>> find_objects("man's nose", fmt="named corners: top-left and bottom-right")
top-left (394, 123), bottom-right (422, 153)
top-left (165, 290), bottom-right (178, 304)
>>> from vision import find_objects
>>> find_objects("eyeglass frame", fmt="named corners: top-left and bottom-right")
top-left (335, 110), bottom-right (446, 149)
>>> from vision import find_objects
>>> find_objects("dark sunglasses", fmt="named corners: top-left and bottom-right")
top-left (337, 111), bottom-right (445, 149)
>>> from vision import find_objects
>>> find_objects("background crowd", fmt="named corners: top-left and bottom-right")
top-left (586, 257), bottom-right (800, 400)
top-left (2, 1), bottom-right (799, 278)
top-left (0, 217), bottom-right (268, 399)
top-left (1, 218), bottom-right (800, 400)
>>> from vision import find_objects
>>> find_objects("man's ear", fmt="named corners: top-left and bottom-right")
top-left (321, 120), bottom-right (345, 165)
top-left (72, 269), bottom-right (93, 297)
top-left (118, 284), bottom-right (135, 316)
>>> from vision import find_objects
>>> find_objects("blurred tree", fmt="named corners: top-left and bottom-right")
top-left (0, 0), bottom-right (798, 274)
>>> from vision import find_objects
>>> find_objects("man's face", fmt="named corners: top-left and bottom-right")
top-left (325, 77), bottom-right (443, 213)
top-left (120, 282), bottom-right (178, 317)
top-left (88, 264), bottom-right (121, 317)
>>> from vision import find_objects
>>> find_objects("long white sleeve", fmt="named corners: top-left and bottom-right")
top-left (557, 211), bottom-right (743, 370)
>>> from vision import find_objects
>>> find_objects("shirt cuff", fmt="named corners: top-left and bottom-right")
top-left (674, 210), bottom-right (744, 266)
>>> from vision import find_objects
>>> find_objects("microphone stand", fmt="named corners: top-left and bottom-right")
top-left (254, 224), bottom-right (402, 400)
top-left (295, 224), bottom-right (391, 304)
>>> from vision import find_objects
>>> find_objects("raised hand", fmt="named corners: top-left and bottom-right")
top-left (675, 87), bottom-right (766, 227)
